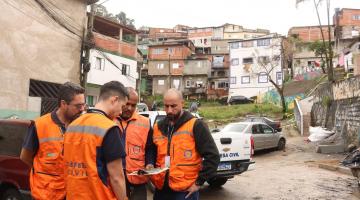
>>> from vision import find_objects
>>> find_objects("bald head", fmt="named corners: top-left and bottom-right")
top-left (164, 89), bottom-right (183, 101)
top-left (121, 87), bottom-right (138, 119)
top-left (164, 89), bottom-right (184, 122)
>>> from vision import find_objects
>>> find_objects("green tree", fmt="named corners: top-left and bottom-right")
top-left (308, 40), bottom-right (329, 73)
top-left (296, 0), bottom-right (334, 82)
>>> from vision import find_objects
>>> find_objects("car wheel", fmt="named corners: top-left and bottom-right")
top-left (277, 138), bottom-right (286, 151)
top-left (2, 188), bottom-right (23, 200)
top-left (207, 178), bottom-right (228, 188)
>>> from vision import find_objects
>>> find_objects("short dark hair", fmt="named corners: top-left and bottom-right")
top-left (58, 82), bottom-right (85, 106)
top-left (99, 81), bottom-right (129, 101)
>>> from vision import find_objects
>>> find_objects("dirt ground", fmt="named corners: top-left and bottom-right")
top-left (148, 126), bottom-right (359, 200)
top-left (200, 130), bottom-right (358, 200)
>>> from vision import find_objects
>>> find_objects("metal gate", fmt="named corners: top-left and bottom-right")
top-left (29, 79), bottom-right (61, 115)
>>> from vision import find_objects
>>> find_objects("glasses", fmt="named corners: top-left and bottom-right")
top-left (68, 103), bottom-right (87, 109)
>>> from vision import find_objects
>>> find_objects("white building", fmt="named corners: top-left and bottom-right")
top-left (228, 35), bottom-right (283, 99)
top-left (86, 15), bottom-right (139, 106)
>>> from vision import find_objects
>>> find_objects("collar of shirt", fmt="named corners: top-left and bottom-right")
top-left (87, 108), bottom-right (112, 120)
top-left (51, 109), bottom-right (66, 133)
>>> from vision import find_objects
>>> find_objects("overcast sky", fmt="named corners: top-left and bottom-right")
top-left (102, 0), bottom-right (360, 35)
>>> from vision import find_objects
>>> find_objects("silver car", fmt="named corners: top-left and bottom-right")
top-left (221, 122), bottom-right (286, 151)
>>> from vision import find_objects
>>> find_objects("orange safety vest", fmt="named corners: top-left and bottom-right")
top-left (30, 113), bottom-right (65, 200)
top-left (64, 112), bottom-right (117, 200)
top-left (116, 113), bottom-right (150, 185)
top-left (150, 118), bottom-right (202, 191)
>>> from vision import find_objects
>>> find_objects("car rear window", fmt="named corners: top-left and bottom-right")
top-left (0, 122), bottom-right (29, 157)
top-left (222, 124), bottom-right (247, 132)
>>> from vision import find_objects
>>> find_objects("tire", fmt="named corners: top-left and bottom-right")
top-left (2, 188), bottom-right (23, 200)
top-left (277, 138), bottom-right (286, 151)
top-left (207, 178), bottom-right (228, 188)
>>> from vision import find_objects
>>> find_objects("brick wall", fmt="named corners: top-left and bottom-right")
top-left (94, 32), bottom-right (136, 59)
top-left (337, 9), bottom-right (360, 27)
top-left (148, 45), bottom-right (192, 60)
top-left (288, 26), bottom-right (334, 42)
top-left (311, 98), bottom-right (360, 146)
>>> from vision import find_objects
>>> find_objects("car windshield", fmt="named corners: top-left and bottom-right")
top-left (244, 118), bottom-right (263, 122)
top-left (222, 124), bottom-right (247, 133)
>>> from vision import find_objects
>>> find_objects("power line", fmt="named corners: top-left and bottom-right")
top-left (95, 49), bottom-right (138, 80)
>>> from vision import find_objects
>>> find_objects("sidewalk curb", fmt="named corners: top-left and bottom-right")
top-left (318, 163), bottom-right (353, 176)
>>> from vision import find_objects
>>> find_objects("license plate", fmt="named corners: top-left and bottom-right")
top-left (217, 162), bottom-right (231, 171)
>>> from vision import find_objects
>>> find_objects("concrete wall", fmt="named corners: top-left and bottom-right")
top-left (183, 60), bottom-right (211, 75)
top-left (311, 97), bottom-right (360, 146)
top-left (311, 76), bottom-right (360, 146)
top-left (152, 76), bottom-right (184, 95)
top-left (0, 0), bottom-right (87, 118)
top-left (211, 40), bottom-right (230, 54)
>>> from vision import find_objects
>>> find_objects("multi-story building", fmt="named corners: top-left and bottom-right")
top-left (0, 0), bottom-right (95, 119)
top-left (223, 23), bottom-right (270, 40)
top-left (183, 58), bottom-right (211, 99)
top-left (228, 35), bottom-right (283, 99)
top-left (288, 25), bottom-right (335, 77)
top-left (86, 15), bottom-right (139, 106)
top-left (334, 8), bottom-right (360, 73)
top-left (148, 40), bottom-right (195, 95)
top-left (187, 27), bottom-right (214, 54)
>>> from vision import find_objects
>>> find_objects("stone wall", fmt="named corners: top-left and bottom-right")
top-left (311, 77), bottom-right (360, 146)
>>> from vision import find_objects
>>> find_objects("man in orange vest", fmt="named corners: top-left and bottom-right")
top-left (64, 81), bottom-right (128, 200)
top-left (151, 89), bottom-right (220, 200)
top-left (115, 87), bottom-right (155, 200)
top-left (20, 82), bottom-right (86, 200)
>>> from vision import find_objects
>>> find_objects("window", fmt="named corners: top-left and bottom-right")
top-left (258, 56), bottom-right (270, 64)
top-left (218, 81), bottom-right (229, 88)
top-left (157, 63), bottom-right (164, 69)
top-left (257, 39), bottom-right (270, 47)
top-left (231, 58), bottom-right (239, 66)
top-left (251, 124), bottom-right (262, 134)
top-left (242, 58), bottom-right (253, 64)
top-left (241, 76), bottom-right (250, 84)
top-left (204, 38), bottom-right (208, 45)
top-left (121, 64), bottom-right (130, 75)
top-left (86, 95), bottom-right (96, 107)
top-left (172, 63), bottom-right (179, 69)
top-left (153, 48), bottom-right (163, 55)
top-left (185, 80), bottom-right (192, 88)
top-left (230, 77), bottom-right (236, 84)
top-left (94, 57), bottom-right (104, 70)
top-left (276, 72), bottom-right (283, 85)
top-left (168, 48), bottom-right (175, 55)
top-left (353, 15), bottom-right (360, 20)
top-left (158, 79), bottom-right (164, 85)
top-left (241, 41), bottom-right (253, 48)
top-left (230, 42), bottom-right (239, 49)
top-left (258, 72), bottom-right (268, 83)
top-left (196, 80), bottom-right (203, 88)
top-left (173, 79), bottom-right (180, 89)
top-left (260, 124), bottom-right (274, 134)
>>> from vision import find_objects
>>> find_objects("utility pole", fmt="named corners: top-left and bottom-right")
top-left (81, 4), bottom-right (96, 89)
top-left (168, 53), bottom-right (171, 89)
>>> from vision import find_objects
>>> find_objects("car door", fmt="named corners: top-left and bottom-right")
top-left (251, 124), bottom-right (266, 150)
top-left (260, 124), bottom-right (278, 148)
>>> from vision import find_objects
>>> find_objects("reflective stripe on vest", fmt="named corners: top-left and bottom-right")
top-left (64, 113), bottom-right (117, 200)
top-left (30, 113), bottom-right (65, 200)
top-left (117, 113), bottom-right (151, 185)
top-left (150, 118), bottom-right (202, 191)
